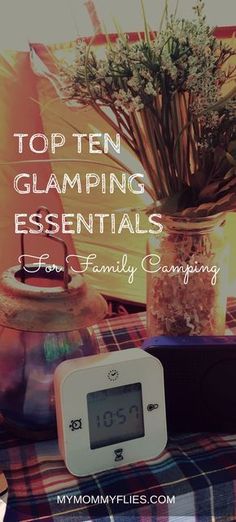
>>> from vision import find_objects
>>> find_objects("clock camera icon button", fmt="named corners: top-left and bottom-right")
top-left (69, 419), bottom-right (82, 431)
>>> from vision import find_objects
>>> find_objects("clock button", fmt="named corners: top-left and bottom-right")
top-left (147, 403), bottom-right (159, 411)
top-left (69, 419), bottom-right (82, 431)
top-left (108, 369), bottom-right (119, 381)
top-left (114, 448), bottom-right (124, 462)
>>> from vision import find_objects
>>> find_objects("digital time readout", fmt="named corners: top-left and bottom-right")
top-left (87, 383), bottom-right (144, 449)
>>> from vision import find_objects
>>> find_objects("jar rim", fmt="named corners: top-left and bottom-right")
top-left (161, 212), bottom-right (226, 233)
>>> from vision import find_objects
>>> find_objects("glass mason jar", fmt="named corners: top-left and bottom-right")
top-left (146, 213), bottom-right (229, 336)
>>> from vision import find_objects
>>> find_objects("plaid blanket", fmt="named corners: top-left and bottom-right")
top-left (1, 298), bottom-right (236, 522)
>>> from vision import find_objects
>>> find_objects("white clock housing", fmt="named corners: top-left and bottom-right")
top-left (54, 348), bottom-right (167, 476)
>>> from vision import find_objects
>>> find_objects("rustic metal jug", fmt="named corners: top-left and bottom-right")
top-left (0, 227), bottom-right (107, 439)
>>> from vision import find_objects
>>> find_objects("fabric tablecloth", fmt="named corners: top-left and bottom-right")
top-left (1, 298), bottom-right (236, 522)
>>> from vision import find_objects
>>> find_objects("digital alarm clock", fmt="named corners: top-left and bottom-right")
top-left (54, 349), bottom-right (167, 476)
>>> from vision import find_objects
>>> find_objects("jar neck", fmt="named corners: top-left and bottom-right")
top-left (161, 213), bottom-right (226, 234)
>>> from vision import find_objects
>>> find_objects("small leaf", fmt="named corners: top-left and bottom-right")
top-left (199, 176), bottom-right (236, 203)
top-left (224, 167), bottom-right (236, 179)
top-left (140, 0), bottom-right (151, 44)
top-left (226, 152), bottom-right (236, 167)
top-left (228, 141), bottom-right (236, 154)
top-left (180, 192), bottom-right (236, 217)
top-left (198, 180), bottom-right (223, 201)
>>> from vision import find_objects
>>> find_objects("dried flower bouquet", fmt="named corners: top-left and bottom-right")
top-left (44, 0), bottom-right (236, 335)
top-left (57, 0), bottom-right (236, 217)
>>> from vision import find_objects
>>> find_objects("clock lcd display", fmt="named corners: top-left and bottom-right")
top-left (87, 383), bottom-right (144, 449)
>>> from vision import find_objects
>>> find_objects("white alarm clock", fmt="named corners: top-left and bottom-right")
top-left (54, 348), bottom-right (167, 476)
